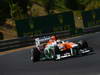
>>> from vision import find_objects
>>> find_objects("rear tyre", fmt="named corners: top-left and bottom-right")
top-left (32, 47), bottom-right (40, 62)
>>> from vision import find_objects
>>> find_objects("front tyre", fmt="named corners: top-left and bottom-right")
top-left (77, 40), bottom-right (89, 55)
top-left (78, 40), bottom-right (88, 49)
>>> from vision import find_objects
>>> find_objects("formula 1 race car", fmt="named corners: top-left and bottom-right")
top-left (31, 36), bottom-right (94, 62)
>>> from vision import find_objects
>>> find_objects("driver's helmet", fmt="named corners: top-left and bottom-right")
top-left (50, 36), bottom-right (57, 41)
top-left (57, 40), bottom-right (62, 44)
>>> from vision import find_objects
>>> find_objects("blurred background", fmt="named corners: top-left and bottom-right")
top-left (0, 0), bottom-right (100, 40)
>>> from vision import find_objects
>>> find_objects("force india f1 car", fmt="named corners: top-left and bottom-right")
top-left (31, 36), bottom-right (94, 62)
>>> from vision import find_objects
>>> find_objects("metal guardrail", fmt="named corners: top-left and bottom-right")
top-left (0, 26), bottom-right (100, 52)
top-left (0, 31), bottom-right (70, 52)
top-left (0, 37), bottom-right (34, 52)
top-left (83, 25), bottom-right (100, 33)
top-left (34, 30), bottom-right (70, 38)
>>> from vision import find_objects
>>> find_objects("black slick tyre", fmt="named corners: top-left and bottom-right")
top-left (32, 47), bottom-right (40, 62)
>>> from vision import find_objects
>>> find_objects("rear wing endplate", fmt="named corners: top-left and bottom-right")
top-left (35, 36), bottom-right (50, 46)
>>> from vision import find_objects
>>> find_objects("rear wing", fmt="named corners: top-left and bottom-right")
top-left (35, 36), bottom-right (50, 47)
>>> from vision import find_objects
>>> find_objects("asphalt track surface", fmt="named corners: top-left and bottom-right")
top-left (0, 32), bottom-right (100, 75)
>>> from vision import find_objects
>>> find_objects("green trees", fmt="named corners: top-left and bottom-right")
top-left (0, 0), bottom-right (100, 23)
top-left (0, 0), bottom-right (30, 20)
top-left (0, 0), bottom-right (10, 24)
top-left (64, 0), bottom-right (91, 10)
top-left (8, 0), bottom-right (30, 19)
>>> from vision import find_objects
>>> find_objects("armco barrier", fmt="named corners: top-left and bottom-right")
top-left (83, 25), bottom-right (100, 33)
top-left (0, 31), bottom-right (70, 52)
top-left (0, 26), bottom-right (100, 52)
top-left (34, 30), bottom-right (70, 38)
top-left (0, 37), bottom-right (34, 52)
